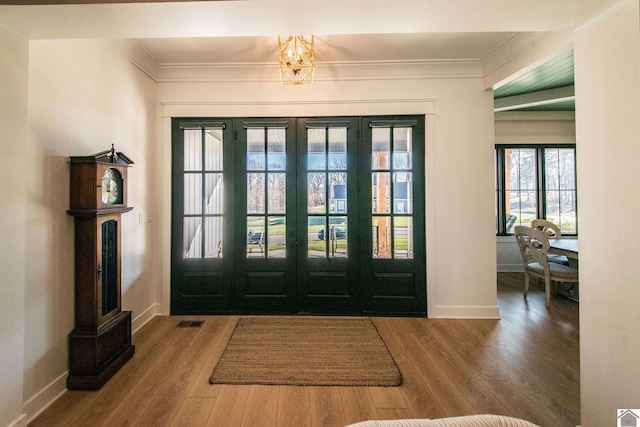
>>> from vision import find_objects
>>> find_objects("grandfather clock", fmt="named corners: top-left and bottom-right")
top-left (67, 145), bottom-right (135, 390)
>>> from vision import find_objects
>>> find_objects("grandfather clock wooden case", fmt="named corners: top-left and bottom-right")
top-left (67, 147), bottom-right (135, 390)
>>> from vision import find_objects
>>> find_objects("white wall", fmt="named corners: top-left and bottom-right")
top-left (0, 29), bottom-right (29, 427)
top-left (20, 39), bottom-right (159, 421)
top-left (158, 64), bottom-right (499, 319)
top-left (574, 1), bottom-right (640, 425)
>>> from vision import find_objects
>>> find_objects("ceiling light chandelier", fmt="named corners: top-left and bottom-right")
top-left (278, 35), bottom-right (315, 85)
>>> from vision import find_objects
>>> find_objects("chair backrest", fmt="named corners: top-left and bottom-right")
top-left (531, 219), bottom-right (561, 240)
top-left (514, 225), bottom-right (550, 268)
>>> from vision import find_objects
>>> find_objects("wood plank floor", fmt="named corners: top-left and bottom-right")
top-left (29, 273), bottom-right (579, 427)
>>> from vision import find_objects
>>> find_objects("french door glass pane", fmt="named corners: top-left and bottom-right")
top-left (184, 173), bottom-right (202, 214)
top-left (308, 128), bottom-right (326, 170)
top-left (329, 216), bottom-right (348, 258)
top-left (372, 216), bottom-right (391, 259)
top-left (372, 172), bottom-right (390, 214)
top-left (393, 172), bottom-right (412, 214)
top-left (329, 172), bottom-right (347, 213)
top-left (394, 217), bottom-right (413, 259)
top-left (247, 173), bottom-right (265, 214)
top-left (308, 172), bottom-right (326, 213)
top-left (268, 129), bottom-right (286, 170)
top-left (204, 173), bottom-right (223, 214)
top-left (328, 128), bottom-right (347, 170)
top-left (183, 217), bottom-right (202, 258)
top-left (268, 173), bottom-right (286, 214)
top-left (205, 217), bottom-right (223, 258)
top-left (372, 128), bottom-right (390, 169)
top-left (184, 129), bottom-right (202, 170)
top-left (247, 217), bottom-right (265, 258)
top-left (308, 216), bottom-right (325, 258)
top-left (393, 127), bottom-right (412, 169)
top-left (247, 128), bottom-right (265, 170)
top-left (268, 216), bottom-right (286, 258)
top-left (204, 129), bottom-right (223, 170)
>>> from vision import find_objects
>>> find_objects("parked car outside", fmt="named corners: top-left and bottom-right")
top-left (317, 227), bottom-right (346, 241)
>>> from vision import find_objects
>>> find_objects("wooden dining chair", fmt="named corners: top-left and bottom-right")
top-left (514, 225), bottom-right (579, 308)
top-left (531, 219), bottom-right (570, 266)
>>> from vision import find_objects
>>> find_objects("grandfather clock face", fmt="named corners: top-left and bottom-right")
top-left (101, 168), bottom-right (123, 206)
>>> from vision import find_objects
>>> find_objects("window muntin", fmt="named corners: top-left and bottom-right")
top-left (496, 145), bottom-right (577, 235)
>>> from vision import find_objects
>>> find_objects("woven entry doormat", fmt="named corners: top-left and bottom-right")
top-left (209, 317), bottom-right (402, 386)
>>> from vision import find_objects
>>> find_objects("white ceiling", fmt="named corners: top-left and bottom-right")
top-left (133, 32), bottom-right (519, 65)
top-left (0, 0), bottom-right (623, 84)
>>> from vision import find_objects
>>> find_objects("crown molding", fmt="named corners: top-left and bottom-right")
top-left (156, 61), bottom-right (482, 83)
top-left (111, 39), bottom-right (486, 82)
top-left (109, 39), bottom-right (160, 80)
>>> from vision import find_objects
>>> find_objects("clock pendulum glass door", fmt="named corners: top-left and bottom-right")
top-left (101, 219), bottom-right (118, 316)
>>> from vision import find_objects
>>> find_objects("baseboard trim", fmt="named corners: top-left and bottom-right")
top-left (23, 371), bottom-right (67, 424)
top-left (498, 264), bottom-right (524, 272)
top-left (7, 413), bottom-right (27, 427)
top-left (132, 303), bottom-right (162, 334)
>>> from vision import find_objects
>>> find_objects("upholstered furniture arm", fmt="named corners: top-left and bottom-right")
top-left (345, 414), bottom-right (540, 427)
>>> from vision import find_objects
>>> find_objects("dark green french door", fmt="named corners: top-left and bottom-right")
top-left (171, 116), bottom-right (426, 316)
top-left (234, 118), bottom-right (299, 313)
top-left (296, 118), bottom-right (360, 313)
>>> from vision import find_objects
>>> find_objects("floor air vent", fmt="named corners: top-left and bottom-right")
top-left (177, 320), bottom-right (204, 328)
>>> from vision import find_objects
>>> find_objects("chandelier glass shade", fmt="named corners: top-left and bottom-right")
top-left (278, 35), bottom-right (315, 85)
